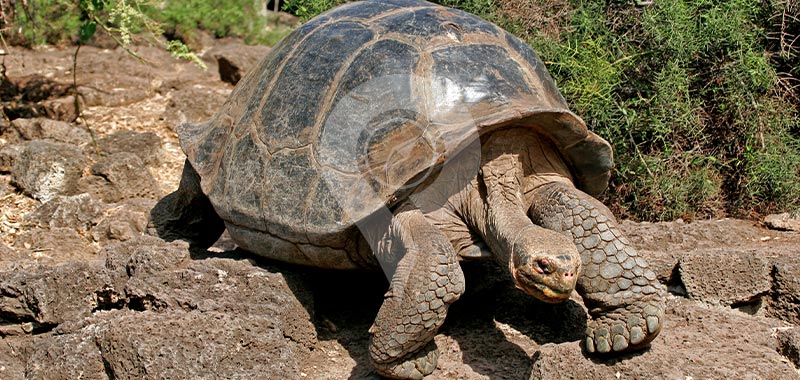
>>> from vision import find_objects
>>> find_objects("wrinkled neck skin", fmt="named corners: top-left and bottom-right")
top-left (409, 128), bottom-right (581, 302)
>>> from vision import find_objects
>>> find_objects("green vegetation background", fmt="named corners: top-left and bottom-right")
top-left (5, 0), bottom-right (799, 222)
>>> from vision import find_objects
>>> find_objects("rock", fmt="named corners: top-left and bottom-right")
top-left (0, 259), bottom-right (110, 329)
top-left (96, 236), bottom-right (316, 379)
top-left (162, 28), bottom-right (218, 56)
top-left (2, 101), bottom-right (47, 120)
top-left (619, 218), bottom-right (764, 253)
top-left (104, 237), bottom-right (316, 349)
top-left (767, 256), bottom-right (800, 325)
top-left (678, 248), bottom-right (771, 307)
top-left (2, 117), bottom-right (91, 145)
top-left (103, 235), bottom-right (190, 282)
top-left (81, 27), bottom-right (118, 50)
top-left (0, 242), bottom-right (14, 257)
top-left (13, 227), bottom-right (97, 262)
top-left (210, 42), bottom-right (272, 85)
top-left (91, 198), bottom-right (156, 244)
top-left (75, 51), bottom-right (154, 108)
top-left (529, 298), bottom-right (796, 380)
top-left (41, 96), bottom-right (79, 122)
top-left (16, 75), bottom-right (72, 102)
top-left (765, 213), bottom-right (800, 231)
top-left (25, 331), bottom-right (108, 380)
top-left (93, 130), bottom-right (163, 166)
top-left (162, 84), bottom-right (231, 125)
top-left (0, 236), bottom-right (317, 380)
top-left (0, 242), bottom-right (25, 263)
top-left (0, 143), bottom-right (22, 172)
top-left (79, 152), bottom-right (161, 203)
top-left (94, 310), bottom-right (307, 380)
top-left (0, 72), bottom-right (18, 99)
top-left (634, 248), bottom-right (677, 285)
top-left (0, 75), bottom-right (80, 122)
top-left (118, 254), bottom-right (317, 350)
top-left (0, 337), bottom-right (29, 379)
top-left (78, 82), bottom-right (152, 108)
top-left (11, 140), bottom-right (87, 202)
top-left (777, 327), bottom-right (800, 367)
top-left (25, 193), bottom-right (108, 232)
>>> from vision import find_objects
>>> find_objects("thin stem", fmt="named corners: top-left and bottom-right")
top-left (72, 43), bottom-right (100, 158)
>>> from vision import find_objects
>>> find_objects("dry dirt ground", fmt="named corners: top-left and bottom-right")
top-left (1, 37), bottom-right (800, 380)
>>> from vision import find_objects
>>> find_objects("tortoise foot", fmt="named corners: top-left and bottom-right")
top-left (373, 341), bottom-right (438, 380)
top-left (584, 299), bottom-right (664, 354)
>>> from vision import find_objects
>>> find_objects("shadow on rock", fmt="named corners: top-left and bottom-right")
top-left (305, 267), bottom-right (387, 379)
top-left (193, 242), bottom-right (388, 380)
top-left (436, 260), bottom-right (587, 380)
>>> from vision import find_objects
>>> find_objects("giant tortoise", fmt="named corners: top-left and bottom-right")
top-left (152, 0), bottom-right (665, 378)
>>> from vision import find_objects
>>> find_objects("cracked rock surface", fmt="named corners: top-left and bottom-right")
top-left (0, 236), bottom-right (316, 380)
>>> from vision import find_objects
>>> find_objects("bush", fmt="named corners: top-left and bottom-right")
top-left (2, 0), bottom-right (293, 47)
top-left (7, 0), bottom-right (83, 46)
top-left (282, 0), bottom-right (344, 21)
top-left (155, 0), bottom-right (293, 45)
top-left (539, 0), bottom-right (800, 220)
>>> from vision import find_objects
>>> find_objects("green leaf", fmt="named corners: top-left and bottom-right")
top-left (79, 22), bottom-right (97, 42)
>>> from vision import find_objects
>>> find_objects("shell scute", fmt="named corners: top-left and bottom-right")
top-left (317, 39), bottom-right (421, 174)
top-left (373, 6), bottom-right (498, 40)
top-left (259, 20), bottom-right (375, 151)
top-left (305, 175), bottom-right (357, 247)
top-left (324, 1), bottom-right (400, 19)
top-left (221, 133), bottom-right (271, 231)
top-left (259, 147), bottom-right (319, 243)
top-left (430, 44), bottom-right (532, 108)
top-left (504, 33), bottom-right (564, 107)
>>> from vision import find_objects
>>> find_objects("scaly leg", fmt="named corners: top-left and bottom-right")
top-left (367, 202), bottom-right (465, 379)
top-left (529, 182), bottom-right (665, 353)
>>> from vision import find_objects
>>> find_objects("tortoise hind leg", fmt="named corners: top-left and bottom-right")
top-left (367, 202), bottom-right (465, 379)
top-left (149, 159), bottom-right (225, 248)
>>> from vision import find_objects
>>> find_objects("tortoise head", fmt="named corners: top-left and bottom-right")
top-left (509, 228), bottom-right (582, 303)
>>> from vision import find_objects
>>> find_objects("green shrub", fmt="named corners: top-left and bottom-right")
top-left (282, 0), bottom-right (345, 21)
top-left (10, 0), bottom-right (83, 46)
top-left (535, 0), bottom-right (799, 220)
top-left (155, 0), bottom-right (293, 45)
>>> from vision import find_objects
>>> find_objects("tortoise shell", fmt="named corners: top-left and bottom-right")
top-left (177, 0), bottom-right (612, 267)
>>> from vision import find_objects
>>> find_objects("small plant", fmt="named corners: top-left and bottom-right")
top-left (77, 0), bottom-right (204, 67)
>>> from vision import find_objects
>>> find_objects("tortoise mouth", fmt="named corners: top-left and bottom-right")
top-left (528, 282), bottom-right (573, 303)
top-left (517, 279), bottom-right (574, 303)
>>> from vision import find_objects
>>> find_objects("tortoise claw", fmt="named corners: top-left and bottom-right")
top-left (373, 341), bottom-right (438, 380)
top-left (584, 299), bottom-right (664, 354)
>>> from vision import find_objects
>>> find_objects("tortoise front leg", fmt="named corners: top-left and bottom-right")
top-left (367, 202), bottom-right (465, 379)
top-left (528, 182), bottom-right (665, 353)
